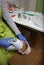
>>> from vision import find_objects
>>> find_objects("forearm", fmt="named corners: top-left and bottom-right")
top-left (6, 18), bottom-right (21, 35)
top-left (1, 0), bottom-right (21, 35)
top-left (1, 0), bottom-right (27, 41)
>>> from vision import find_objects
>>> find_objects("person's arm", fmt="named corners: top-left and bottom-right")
top-left (1, 0), bottom-right (27, 41)
top-left (0, 38), bottom-right (13, 48)
top-left (1, 0), bottom-right (21, 35)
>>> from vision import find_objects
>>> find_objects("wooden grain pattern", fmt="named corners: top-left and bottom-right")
top-left (8, 25), bottom-right (43, 65)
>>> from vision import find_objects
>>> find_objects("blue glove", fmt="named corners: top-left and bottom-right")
top-left (17, 33), bottom-right (27, 41)
top-left (0, 37), bottom-right (13, 48)
top-left (17, 34), bottom-right (30, 46)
